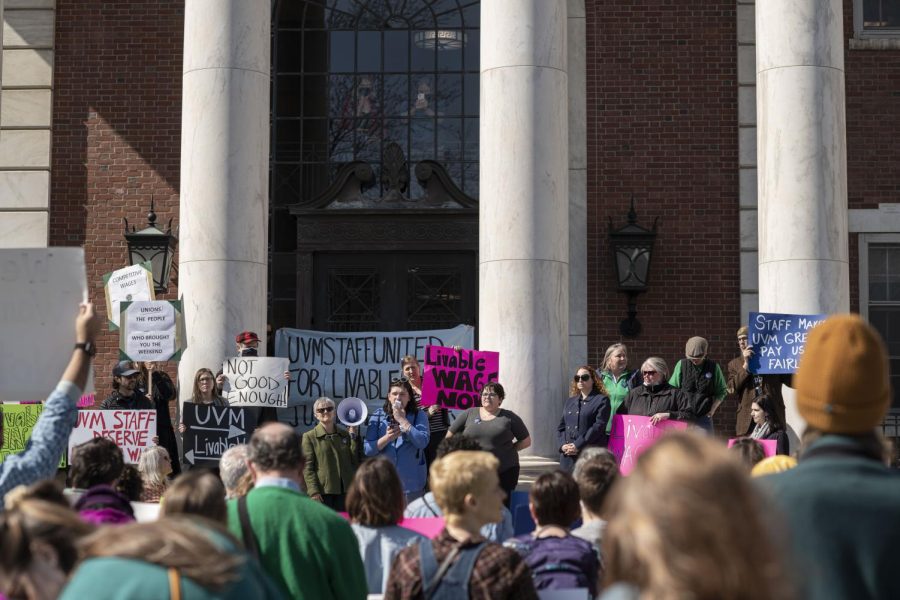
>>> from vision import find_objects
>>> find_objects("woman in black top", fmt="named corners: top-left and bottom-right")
top-left (557, 365), bottom-right (611, 472)
top-left (747, 394), bottom-right (789, 455)
top-left (622, 357), bottom-right (694, 424)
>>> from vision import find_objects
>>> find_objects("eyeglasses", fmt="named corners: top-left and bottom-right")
top-left (198, 378), bottom-right (214, 383)
top-left (482, 392), bottom-right (499, 398)
top-left (641, 370), bottom-right (658, 377)
top-left (316, 406), bottom-right (335, 414)
top-left (573, 374), bottom-right (592, 382)
top-left (390, 376), bottom-right (409, 385)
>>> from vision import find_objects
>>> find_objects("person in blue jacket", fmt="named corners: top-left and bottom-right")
top-left (364, 378), bottom-right (430, 501)
top-left (557, 366), bottom-right (611, 472)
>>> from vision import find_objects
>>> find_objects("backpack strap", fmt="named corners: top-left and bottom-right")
top-left (419, 541), bottom-right (487, 600)
top-left (237, 495), bottom-right (261, 560)
top-left (421, 494), bottom-right (441, 517)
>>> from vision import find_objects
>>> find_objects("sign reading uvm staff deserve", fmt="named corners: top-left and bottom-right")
top-left (274, 325), bottom-right (473, 431)
top-left (748, 311), bottom-right (827, 374)
top-left (68, 410), bottom-right (157, 464)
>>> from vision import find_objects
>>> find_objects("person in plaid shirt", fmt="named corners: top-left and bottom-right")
top-left (384, 451), bottom-right (537, 600)
top-left (0, 303), bottom-right (101, 503)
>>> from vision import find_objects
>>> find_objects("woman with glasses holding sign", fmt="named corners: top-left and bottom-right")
top-left (446, 382), bottom-right (531, 506)
top-left (621, 358), bottom-right (695, 425)
top-left (401, 354), bottom-right (450, 469)
top-left (301, 396), bottom-right (360, 511)
top-left (364, 378), bottom-right (430, 502)
top-left (557, 366), bottom-right (611, 473)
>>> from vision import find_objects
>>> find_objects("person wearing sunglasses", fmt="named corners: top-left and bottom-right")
top-left (557, 366), bottom-right (611, 473)
top-left (621, 357), bottom-right (694, 425)
top-left (301, 396), bottom-right (360, 511)
top-left (364, 379), bottom-right (430, 502)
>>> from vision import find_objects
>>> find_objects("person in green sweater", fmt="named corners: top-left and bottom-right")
top-left (227, 423), bottom-right (368, 600)
top-left (598, 343), bottom-right (640, 434)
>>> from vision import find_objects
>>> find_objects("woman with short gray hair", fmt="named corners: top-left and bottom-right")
top-left (621, 357), bottom-right (694, 425)
top-left (301, 396), bottom-right (360, 511)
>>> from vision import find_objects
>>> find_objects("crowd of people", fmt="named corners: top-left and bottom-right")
top-left (0, 303), bottom-right (899, 599)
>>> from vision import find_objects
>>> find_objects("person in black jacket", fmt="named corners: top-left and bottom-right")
top-left (557, 366), bottom-right (611, 472)
top-left (621, 357), bottom-right (694, 424)
top-left (746, 394), bottom-right (789, 455)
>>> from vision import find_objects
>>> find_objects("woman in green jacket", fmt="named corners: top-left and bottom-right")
top-left (599, 343), bottom-right (640, 434)
top-left (301, 396), bottom-right (360, 511)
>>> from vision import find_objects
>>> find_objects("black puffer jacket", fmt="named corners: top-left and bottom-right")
top-left (621, 382), bottom-right (694, 421)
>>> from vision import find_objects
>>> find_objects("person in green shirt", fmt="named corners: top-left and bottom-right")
top-left (668, 336), bottom-right (727, 432)
top-left (227, 423), bottom-right (368, 600)
top-left (599, 343), bottom-right (640, 434)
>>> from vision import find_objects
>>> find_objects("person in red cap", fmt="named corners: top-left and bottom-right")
top-left (235, 331), bottom-right (260, 357)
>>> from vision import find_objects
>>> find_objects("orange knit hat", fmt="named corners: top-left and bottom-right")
top-left (794, 314), bottom-right (890, 434)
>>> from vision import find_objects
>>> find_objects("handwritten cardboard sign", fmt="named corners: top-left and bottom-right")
top-left (182, 402), bottom-right (257, 466)
top-left (607, 414), bottom-right (688, 475)
top-left (0, 404), bottom-right (66, 468)
top-left (68, 410), bottom-right (157, 464)
top-left (748, 311), bottom-right (827, 374)
top-left (103, 262), bottom-right (154, 330)
top-left (221, 357), bottom-right (289, 408)
top-left (119, 300), bottom-right (185, 362)
top-left (728, 437), bottom-right (777, 457)
top-left (0, 248), bottom-right (92, 401)
top-left (420, 345), bottom-right (499, 409)
top-left (273, 325), bottom-right (473, 432)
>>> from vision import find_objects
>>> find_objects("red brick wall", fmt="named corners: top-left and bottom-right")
top-left (585, 2), bottom-right (741, 433)
top-left (51, 2), bottom-right (184, 395)
top-left (844, 0), bottom-right (900, 211)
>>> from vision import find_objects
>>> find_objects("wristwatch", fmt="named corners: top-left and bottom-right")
top-left (74, 342), bottom-right (96, 357)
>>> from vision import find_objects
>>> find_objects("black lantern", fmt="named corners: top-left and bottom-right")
top-left (609, 196), bottom-right (658, 337)
top-left (124, 200), bottom-right (177, 293)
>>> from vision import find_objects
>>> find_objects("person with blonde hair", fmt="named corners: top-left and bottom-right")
top-left (137, 446), bottom-right (172, 503)
top-left (161, 470), bottom-right (227, 524)
top-left (599, 344), bottom-right (640, 434)
top-left (600, 432), bottom-right (790, 600)
top-left (751, 455), bottom-right (797, 477)
top-left (384, 451), bottom-right (537, 599)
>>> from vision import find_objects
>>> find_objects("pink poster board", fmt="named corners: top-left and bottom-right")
top-left (340, 514), bottom-right (445, 539)
top-left (728, 437), bottom-right (777, 457)
top-left (420, 345), bottom-right (499, 409)
top-left (607, 414), bottom-right (688, 475)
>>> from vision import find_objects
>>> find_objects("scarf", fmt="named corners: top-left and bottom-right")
top-left (750, 421), bottom-right (771, 440)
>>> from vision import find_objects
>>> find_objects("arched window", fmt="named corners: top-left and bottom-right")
top-left (272, 0), bottom-right (480, 205)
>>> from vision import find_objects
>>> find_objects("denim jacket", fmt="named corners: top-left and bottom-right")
top-left (364, 408), bottom-right (430, 495)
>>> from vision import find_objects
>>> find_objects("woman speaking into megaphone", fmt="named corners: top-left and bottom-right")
top-left (300, 396), bottom-right (361, 511)
top-left (363, 378), bottom-right (430, 502)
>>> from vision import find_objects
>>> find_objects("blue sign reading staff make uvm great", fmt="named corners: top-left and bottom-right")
top-left (748, 311), bottom-right (827, 374)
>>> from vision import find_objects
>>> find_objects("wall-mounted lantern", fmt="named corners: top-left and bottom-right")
top-left (124, 200), bottom-right (177, 293)
top-left (609, 196), bottom-right (658, 337)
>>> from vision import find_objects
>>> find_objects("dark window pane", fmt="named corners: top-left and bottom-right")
top-left (326, 6), bottom-right (356, 29)
top-left (330, 31), bottom-right (355, 72)
top-left (407, 266), bottom-right (463, 328)
top-left (384, 119), bottom-right (409, 155)
top-left (890, 248), bottom-right (900, 302)
top-left (278, 31), bottom-right (302, 72)
top-left (463, 162), bottom-right (479, 198)
top-left (277, 75), bottom-right (302, 117)
top-left (271, 209), bottom-right (297, 252)
top-left (863, 0), bottom-right (900, 29)
top-left (409, 76), bottom-right (436, 117)
top-left (357, 31), bottom-right (382, 72)
top-left (411, 32), bottom-right (437, 71)
top-left (302, 74), bottom-right (328, 118)
top-left (411, 119), bottom-right (435, 160)
top-left (300, 162), bottom-right (332, 198)
top-left (437, 74), bottom-right (462, 115)
top-left (327, 267), bottom-right (381, 331)
top-left (302, 119), bottom-right (329, 162)
top-left (304, 30), bottom-right (328, 72)
top-left (383, 74), bottom-right (410, 116)
top-left (273, 165), bottom-right (301, 205)
top-left (462, 2), bottom-right (480, 27)
top-left (463, 117), bottom-right (479, 160)
top-left (270, 299), bottom-right (297, 331)
top-left (272, 253), bottom-right (298, 297)
top-left (329, 119), bottom-right (355, 162)
top-left (443, 161), bottom-right (463, 190)
top-left (464, 29), bottom-right (479, 72)
top-left (329, 74), bottom-right (355, 117)
top-left (464, 73), bottom-right (479, 114)
top-left (384, 30), bottom-right (409, 72)
top-left (275, 119), bottom-right (302, 162)
top-left (301, 2), bottom-right (325, 28)
top-left (437, 118), bottom-right (462, 161)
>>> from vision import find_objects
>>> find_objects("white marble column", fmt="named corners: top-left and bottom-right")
top-left (568, 0), bottom-right (588, 371)
top-left (480, 0), bottom-right (569, 458)
top-left (756, 0), bottom-right (849, 432)
top-left (177, 0), bottom-right (270, 400)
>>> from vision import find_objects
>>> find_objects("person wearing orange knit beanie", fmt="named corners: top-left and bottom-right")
top-left (763, 314), bottom-right (900, 600)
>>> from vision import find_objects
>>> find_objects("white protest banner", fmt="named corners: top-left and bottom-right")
top-left (68, 410), bottom-right (157, 464)
top-left (221, 357), bottom-right (289, 408)
top-left (103, 262), bottom-right (155, 330)
top-left (119, 300), bottom-right (186, 362)
top-left (0, 248), bottom-right (92, 401)
top-left (274, 325), bottom-right (473, 431)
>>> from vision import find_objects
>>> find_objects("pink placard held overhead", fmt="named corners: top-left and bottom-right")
top-left (607, 414), bottom-right (688, 475)
top-left (420, 345), bottom-right (499, 409)
top-left (728, 437), bottom-right (777, 457)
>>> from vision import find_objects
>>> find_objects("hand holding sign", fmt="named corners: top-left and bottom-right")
top-left (748, 311), bottom-right (827, 374)
top-left (421, 345), bottom-right (499, 409)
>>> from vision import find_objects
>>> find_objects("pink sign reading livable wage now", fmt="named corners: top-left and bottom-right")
top-left (607, 414), bottom-right (688, 475)
top-left (420, 345), bottom-right (499, 409)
